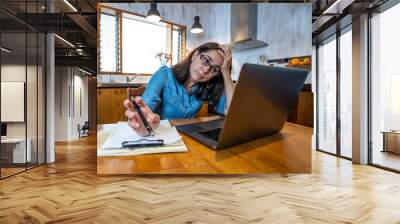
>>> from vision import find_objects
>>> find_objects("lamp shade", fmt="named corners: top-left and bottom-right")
top-left (190, 16), bottom-right (203, 34)
top-left (146, 3), bottom-right (161, 22)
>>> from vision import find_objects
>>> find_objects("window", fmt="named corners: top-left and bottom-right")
top-left (316, 24), bottom-right (353, 159)
top-left (339, 28), bottom-right (352, 158)
top-left (317, 36), bottom-right (337, 155)
top-left (370, 2), bottom-right (400, 171)
top-left (99, 12), bottom-right (118, 72)
top-left (99, 6), bottom-right (185, 74)
top-left (172, 29), bottom-right (180, 66)
top-left (122, 14), bottom-right (167, 74)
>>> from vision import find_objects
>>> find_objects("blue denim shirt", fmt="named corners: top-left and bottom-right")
top-left (141, 66), bottom-right (226, 119)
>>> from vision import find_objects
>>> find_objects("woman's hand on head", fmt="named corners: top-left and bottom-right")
top-left (218, 44), bottom-right (232, 75)
top-left (123, 96), bottom-right (161, 136)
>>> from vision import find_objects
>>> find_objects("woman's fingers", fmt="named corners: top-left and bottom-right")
top-left (125, 109), bottom-right (139, 122)
top-left (125, 110), bottom-right (140, 127)
top-left (219, 44), bottom-right (231, 55)
top-left (217, 48), bottom-right (232, 73)
top-left (127, 118), bottom-right (140, 129)
top-left (125, 109), bottom-right (134, 120)
top-left (218, 46), bottom-right (232, 62)
top-left (147, 113), bottom-right (160, 129)
top-left (134, 96), bottom-right (146, 107)
top-left (124, 96), bottom-right (161, 136)
top-left (217, 50), bottom-right (227, 66)
top-left (127, 112), bottom-right (152, 136)
top-left (127, 119), bottom-right (148, 136)
top-left (123, 98), bottom-right (133, 109)
top-left (217, 50), bottom-right (226, 59)
top-left (134, 96), bottom-right (152, 116)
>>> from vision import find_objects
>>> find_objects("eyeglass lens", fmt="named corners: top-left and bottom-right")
top-left (200, 55), bottom-right (220, 74)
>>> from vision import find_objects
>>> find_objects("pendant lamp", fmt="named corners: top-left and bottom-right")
top-left (190, 16), bottom-right (203, 34)
top-left (146, 3), bottom-right (161, 22)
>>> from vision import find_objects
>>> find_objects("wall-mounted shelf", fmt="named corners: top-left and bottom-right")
top-left (287, 64), bottom-right (311, 70)
top-left (267, 55), bottom-right (311, 70)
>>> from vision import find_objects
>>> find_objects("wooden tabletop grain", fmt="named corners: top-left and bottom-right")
top-left (97, 116), bottom-right (312, 174)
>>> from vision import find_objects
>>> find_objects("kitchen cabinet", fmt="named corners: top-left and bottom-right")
top-left (287, 84), bottom-right (313, 128)
top-left (97, 87), bottom-right (133, 125)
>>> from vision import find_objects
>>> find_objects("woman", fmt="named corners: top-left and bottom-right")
top-left (123, 42), bottom-right (234, 136)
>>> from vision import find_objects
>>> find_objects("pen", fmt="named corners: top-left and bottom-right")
top-left (130, 96), bottom-right (155, 136)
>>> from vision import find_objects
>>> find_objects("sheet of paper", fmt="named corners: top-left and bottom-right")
top-left (101, 120), bottom-right (182, 150)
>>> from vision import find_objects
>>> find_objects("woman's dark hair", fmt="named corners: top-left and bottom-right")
top-left (172, 42), bottom-right (225, 106)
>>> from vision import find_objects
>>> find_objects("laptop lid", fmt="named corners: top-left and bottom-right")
top-left (215, 63), bottom-right (308, 149)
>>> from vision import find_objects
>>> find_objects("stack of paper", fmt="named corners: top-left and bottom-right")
top-left (98, 120), bottom-right (187, 156)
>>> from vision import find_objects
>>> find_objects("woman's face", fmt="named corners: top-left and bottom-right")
top-left (189, 49), bottom-right (224, 83)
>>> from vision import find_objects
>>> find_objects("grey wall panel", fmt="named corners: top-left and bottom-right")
top-left (232, 3), bottom-right (312, 80)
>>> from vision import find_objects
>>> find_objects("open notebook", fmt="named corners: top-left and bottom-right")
top-left (98, 120), bottom-right (187, 156)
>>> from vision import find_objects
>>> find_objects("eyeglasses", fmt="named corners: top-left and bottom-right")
top-left (199, 54), bottom-right (221, 75)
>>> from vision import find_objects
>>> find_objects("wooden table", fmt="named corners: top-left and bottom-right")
top-left (97, 116), bottom-right (312, 174)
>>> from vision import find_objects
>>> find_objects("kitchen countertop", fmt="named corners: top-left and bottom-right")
top-left (97, 75), bottom-right (152, 88)
top-left (97, 83), bottom-right (145, 88)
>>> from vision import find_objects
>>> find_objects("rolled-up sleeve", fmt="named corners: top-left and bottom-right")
top-left (141, 66), bottom-right (168, 112)
top-left (214, 93), bottom-right (227, 115)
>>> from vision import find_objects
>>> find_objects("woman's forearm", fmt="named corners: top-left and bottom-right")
top-left (222, 71), bottom-right (235, 111)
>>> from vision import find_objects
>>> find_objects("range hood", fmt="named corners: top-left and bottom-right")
top-left (230, 4), bottom-right (268, 51)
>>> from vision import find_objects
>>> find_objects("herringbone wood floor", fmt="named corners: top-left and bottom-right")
top-left (1, 135), bottom-right (400, 223)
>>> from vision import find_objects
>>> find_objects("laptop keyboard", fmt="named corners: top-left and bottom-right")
top-left (198, 128), bottom-right (222, 142)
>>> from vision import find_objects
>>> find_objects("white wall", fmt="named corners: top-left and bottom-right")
top-left (1, 65), bottom-right (32, 137)
top-left (55, 67), bottom-right (68, 141)
top-left (54, 67), bottom-right (89, 141)
top-left (72, 73), bottom-right (89, 138)
top-left (1, 63), bottom-right (46, 164)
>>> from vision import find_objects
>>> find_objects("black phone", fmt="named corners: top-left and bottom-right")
top-left (121, 139), bottom-right (164, 148)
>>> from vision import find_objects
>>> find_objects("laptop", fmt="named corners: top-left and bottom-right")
top-left (176, 63), bottom-right (309, 150)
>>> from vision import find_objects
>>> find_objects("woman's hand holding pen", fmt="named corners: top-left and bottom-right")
top-left (124, 96), bottom-right (160, 136)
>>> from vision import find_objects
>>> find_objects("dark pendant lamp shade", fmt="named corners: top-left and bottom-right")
top-left (146, 3), bottom-right (161, 22)
top-left (190, 16), bottom-right (203, 34)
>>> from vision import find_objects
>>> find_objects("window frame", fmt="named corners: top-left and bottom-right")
top-left (97, 4), bottom-right (186, 76)
top-left (315, 23), bottom-right (353, 161)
